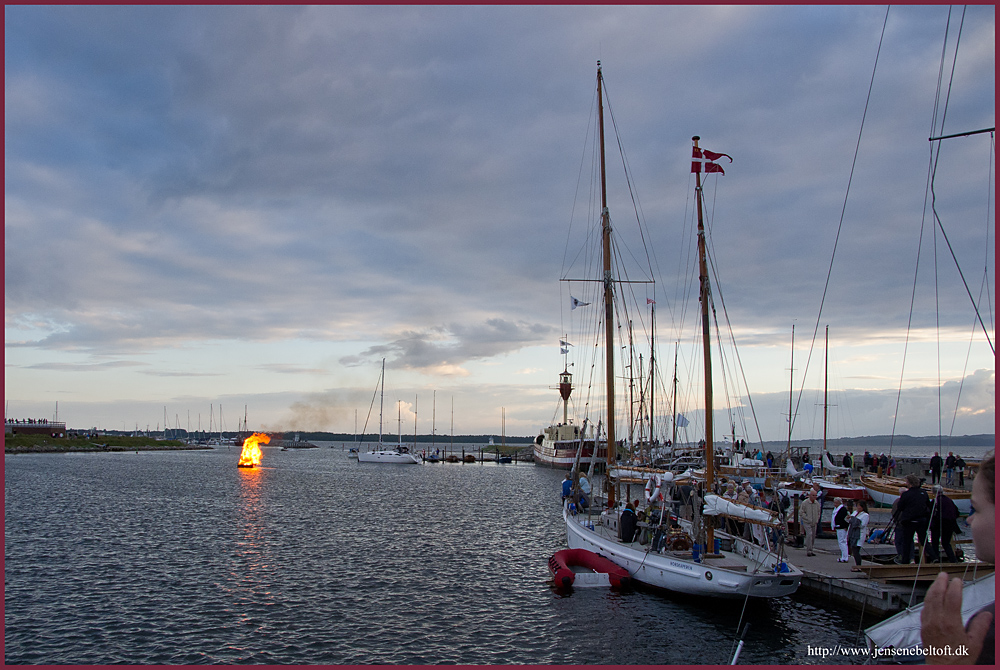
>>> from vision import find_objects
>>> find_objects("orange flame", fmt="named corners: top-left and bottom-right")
top-left (238, 432), bottom-right (270, 467)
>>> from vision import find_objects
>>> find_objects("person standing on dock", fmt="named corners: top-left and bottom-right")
top-left (955, 455), bottom-right (966, 487)
top-left (847, 500), bottom-right (870, 569)
top-left (832, 498), bottom-right (850, 562)
top-left (890, 486), bottom-right (907, 558)
top-left (921, 451), bottom-right (994, 665)
top-left (896, 474), bottom-right (931, 564)
top-left (930, 452), bottom-right (943, 485)
top-left (800, 489), bottom-right (821, 557)
top-left (927, 485), bottom-right (959, 563)
top-left (944, 452), bottom-right (956, 487)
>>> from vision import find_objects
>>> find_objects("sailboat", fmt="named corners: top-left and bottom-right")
top-left (803, 326), bottom-right (867, 500)
top-left (357, 359), bottom-right (421, 464)
top-left (560, 63), bottom-right (802, 598)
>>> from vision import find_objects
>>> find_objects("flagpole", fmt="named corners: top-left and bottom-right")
top-left (693, 135), bottom-right (714, 554)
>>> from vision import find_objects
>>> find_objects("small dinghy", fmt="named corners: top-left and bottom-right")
top-left (548, 548), bottom-right (631, 589)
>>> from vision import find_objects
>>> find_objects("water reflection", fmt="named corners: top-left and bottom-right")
top-left (5, 449), bottom-right (875, 665)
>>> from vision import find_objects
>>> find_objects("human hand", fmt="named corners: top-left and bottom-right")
top-left (920, 572), bottom-right (993, 664)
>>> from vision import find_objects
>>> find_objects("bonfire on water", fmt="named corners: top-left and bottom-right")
top-left (237, 432), bottom-right (270, 468)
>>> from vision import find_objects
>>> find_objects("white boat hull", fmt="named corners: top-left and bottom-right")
top-left (357, 449), bottom-right (421, 464)
top-left (563, 504), bottom-right (801, 598)
top-left (865, 573), bottom-right (995, 654)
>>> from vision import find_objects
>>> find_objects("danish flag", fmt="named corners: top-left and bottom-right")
top-left (691, 146), bottom-right (732, 174)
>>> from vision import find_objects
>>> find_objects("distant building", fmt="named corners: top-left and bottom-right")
top-left (6, 419), bottom-right (67, 437)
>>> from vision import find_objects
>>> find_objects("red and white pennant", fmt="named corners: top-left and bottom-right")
top-left (691, 147), bottom-right (732, 175)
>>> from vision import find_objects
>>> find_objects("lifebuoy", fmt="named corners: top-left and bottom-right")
top-left (645, 474), bottom-right (663, 504)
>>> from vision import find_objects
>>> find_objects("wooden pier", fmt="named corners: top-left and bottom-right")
top-left (783, 534), bottom-right (991, 615)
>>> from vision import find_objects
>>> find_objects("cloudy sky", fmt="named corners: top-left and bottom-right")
top-left (5, 5), bottom-right (994, 442)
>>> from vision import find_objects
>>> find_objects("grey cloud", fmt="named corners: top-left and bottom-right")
top-left (256, 363), bottom-right (327, 375)
top-left (21, 360), bottom-right (143, 371)
top-left (341, 319), bottom-right (554, 372)
top-left (4, 5), bottom-right (993, 437)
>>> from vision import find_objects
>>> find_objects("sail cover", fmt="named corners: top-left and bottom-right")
top-left (702, 494), bottom-right (777, 524)
top-left (785, 459), bottom-right (809, 478)
top-left (823, 452), bottom-right (851, 473)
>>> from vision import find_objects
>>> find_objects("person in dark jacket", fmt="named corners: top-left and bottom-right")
top-left (929, 452), bottom-right (943, 485)
top-left (619, 502), bottom-right (638, 542)
top-left (832, 498), bottom-right (850, 562)
top-left (927, 485), bottom-right (960, 562)
top-left (895, 474), bottom-right (931, 564)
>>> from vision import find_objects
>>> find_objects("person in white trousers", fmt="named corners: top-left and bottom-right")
top-left (831, 497), bottom-right (850, 562)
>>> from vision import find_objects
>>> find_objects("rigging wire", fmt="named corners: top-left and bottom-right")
top-left (949, 135), bottom-right (997, 438)
top-left (790, 6), bottom-right (890, 439)
top-left (925, 7), bottom-right (993, 354)
top-left (702, 180), bottom-right (767, 448)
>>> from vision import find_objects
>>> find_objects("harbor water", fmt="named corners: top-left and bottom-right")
top-left (7, 446), bottom-right (894, 665)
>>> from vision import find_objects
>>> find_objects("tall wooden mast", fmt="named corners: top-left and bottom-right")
top-left (598, 62), bottom-right (617, 508)
top-left (823, 325), bottom-right (828, 474)
top-left (693, 136), bottom-right (714, 550)
top-left (649, 301), bottom-right (656, 449)
top-left (786, 325), bottom-right (795, 460)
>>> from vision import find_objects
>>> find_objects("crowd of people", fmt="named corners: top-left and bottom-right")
top-left (557, 446), bottom-right (995, 665)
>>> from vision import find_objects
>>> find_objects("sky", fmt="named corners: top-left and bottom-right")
top-left (4, 5), bottom-right (995, 443)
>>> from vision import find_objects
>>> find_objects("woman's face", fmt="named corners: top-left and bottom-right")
top-left (968, 473), bottom-right (995, 564)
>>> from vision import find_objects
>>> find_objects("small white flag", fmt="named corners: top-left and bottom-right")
top-left (571, 297), bottom-right (591, 310)
top-left (676, 413), bottom-right (690, 428)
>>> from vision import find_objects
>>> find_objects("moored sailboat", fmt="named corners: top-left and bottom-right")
top-left (808, 326), bottom-right (868, 500)
top-left (559, 64), bottom-right (801, 598)
top-left (357, 359), bottom-right (421, 465)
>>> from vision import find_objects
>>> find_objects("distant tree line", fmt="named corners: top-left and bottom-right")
top-left (292, 432), bottom-right (535, 444)
top-left (760, 434), bottom-right (994, 449)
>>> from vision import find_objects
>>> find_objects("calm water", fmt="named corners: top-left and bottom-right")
top-left (6, 447), bottom-right (877, 665)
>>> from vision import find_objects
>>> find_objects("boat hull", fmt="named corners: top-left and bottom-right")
top-left (812, 477), bottom-right (868, 500)
top-left (533, 438), bottom-right (606, 469)
top-left (861, 474), bottom-right (971, 513)
top-left (357, 450), bottom-right (421, 464)
top-left (563, 504), bottom-right (801, 598)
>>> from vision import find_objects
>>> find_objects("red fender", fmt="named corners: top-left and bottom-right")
top-left (548, 548), bottom-right (631, 589)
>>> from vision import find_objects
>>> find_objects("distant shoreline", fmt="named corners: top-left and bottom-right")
top-left (756, 434), bottom-right (994, 450)
top-left (6, 432), bottom-right (992, 456)
top-left (4, 443), bottom-right (212, 455)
